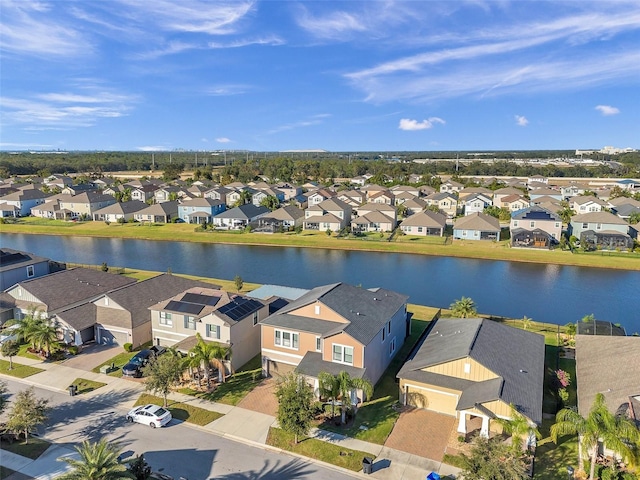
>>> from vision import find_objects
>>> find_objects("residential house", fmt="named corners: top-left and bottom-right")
top-left (510, 206), bottom-right (562, 248)
top-left (463, 193), bottom-right (492, 216)
top-left (530, 195), bottom-right (562, 206)
top-left (350, 175), bottom-right (372, 187)
top-left (617, 179), bottom-right (640, 192)
top-left (58, 192), bottom-right (116, 218)
top-left (424, 192), bottom-right (458, 218)
top-left (204, 186), bottom-right (233, 205)
top-left (610, 203), bottom-right (640, 222)
top-left (150, 287), bottom-right (268, 371)
top-left (419, 185), bottom-right (436, 197)
top-left (453, 212), bottom-right (501, 241)
top-left (355, 203), bottom-right (397, 224)
top-left (306, 188), bottom-right (335, 206)
top-left (274, 183), bottom-right (302, 201)
top-left (212, 204), bottom-right (269, 229)
top-left (408, 173), bottom-right (424, 184)
top-left (226, 187), bottom-right (257, 207)
top-left (257, 205), bottom-right (305, 230)
top-left (399, 210), bottom-right (447, 237)
top-left (134, 201), bottom-right (179, 223)
top-left (178, 198), bottom-right (226, 223)
top-left (186, 185), bottom-right (207, 198)
top-left (337, 190), bottom-right (366, 207)
top-left (528, 175), bottom-right (548, 187)
top-left (529, 188), bottom-right (562, 202)
top-left (0, 189), bottom-right (50, 216)
top-left (154, 186), bottom-right (186, 203)
top-left (351, 211), bottom-right (395, 234)
top-left (575, 335), bottom-right (640, 458)
top-left (0, 249), bottom-right (63, 292)
top-left (458, 187), bottom-right (492, 203)
top-left (369, 190), bottom-right (395, 206)
top-left (92, 200), bottom-right (148, 222)
top-left (561, 183), bottom-right (590, 199)
top-left (440, 179), bottom-right (464, 194)
top-left (260, 282), bottom-right (409, 389)
top-left (393, 191), bottom-right (419, 206)
top-left (61, 184), bottom-right (99, 195)
top-left (44, 174), bottom-right (73, 189)
top-left (252, 187), bottom-right (284, 207)
top-left (360, 184), bottom-right (389, 200)
top-left (498, 194), bottom-right (530, 212)
top-left (571, 196), bottom-right (607, 214)
top-left (569, 212), bottom-right (633, 250)
top-left (492, 187), bottom-right (526, 207)
top-left (91, 177), bottom-right (115, 189)
top-left (0, 204), bottom-right (19, 218)
top-left (402, 197), bottom-right (428, 216)
top-left (130, 184), bottom-right (158, 202)
top-left (390, 185), bottom-right (420, 198)
top-left (397, 318), bottom-right (544, 438)
top-left (304, 198), bottom-right (352, 231)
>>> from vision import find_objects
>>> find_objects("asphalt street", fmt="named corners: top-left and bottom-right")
top-left (1, 378), bottom-right (357, 480)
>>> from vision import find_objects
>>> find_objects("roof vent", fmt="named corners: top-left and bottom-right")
top-left (356, 312), bottom-right (360, 315)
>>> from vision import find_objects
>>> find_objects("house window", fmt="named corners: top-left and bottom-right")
top-left (274, 329), bottom-right (299, 349)
top-left (387, 321), bottom-right (391, 334)
top-left (389, 337), bottom-right (396, 356)
top-left (206, 324), bottom-right (220, 339)
top-left (316, 336), bottom-right (321, 352)
top-left (382, 327), bottom-right (386, 342)
top-left (417, 227), bottom-right (423, 233)
top-left (159, 311), bottom-right (172, 326)
top-left (464, 363), bottom-right (471, 374)
top-left (513, 221), bottom-right (518, 227)
top-left (184, 316), bottom-right (196, 330)
top-left (332, 344), bottom-right (354, 365)
top-left (462, 231), bottom-right (467, 236)
top-left (315, 305), bottom-right (321, 315)
top-left (253, 312), bottom-right (259, 326)
top-left (596, 223), bottom-right (602, 230)
top-left (555, 222), bottom-right (560, 228)
top-left (582, 223), bottom-right (588, 229)
top-left (104, 297), bottom-right (109, 306)
top-left (530, 221), bottom-right (535, 228)
top-left (26, 265), bottom-right (35, 278)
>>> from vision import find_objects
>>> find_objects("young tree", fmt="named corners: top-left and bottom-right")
top-left (57, 438), bottom-right (133, 480)
top-left (461, 435), bottom-right (529, 480)
top-left (449, 296), bottom-right (478, 318)
top-left (6, 387), bottom-right (49, 444)
top-left (1, 339), bottom-right (20, 369)
top-left (496, 404), bottom-right (541, 453)
top-left (318, 371), bottom-right (374, 424)
top-left (234, 275), bottom-right (243, 292)
top-left (6, 307), bottom-right (46, 350)
top-left (317, 371), bottom-right (341, 421)
top-left (0, 380), bottom-right (7, 415)
top-left (142, 353), bottom-right (183, 407)
top-left (30, 319), bottom-right (60, 357)
top-left (259, 195), bottom-right (279, 211)
top-left (275, 372), bottom-right (314, 444)
top-left (551, 392), bottom-right (640, 480)
top-left (188, 333), bottom-right (231, 385)
top-left (127, 454), bottom-right (151, 480)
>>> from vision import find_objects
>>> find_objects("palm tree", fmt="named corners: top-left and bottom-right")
top-left (317, 371), bottom-right (341, 421)
top-left (57, 438), bottom-right (133, 480)
top-left (30, 319), bottom-right (60, 357)
top-left (6, 307), bottom-right (45, 350)
top-left (449, 297), bottom-right (477, 318)
top-left (320, 371), bottom-right (374, 424)
top-left (496, 404), bottom-right (541, 453)
top-left (521, 316), bottom-right (532, 331)
top-left (551, 392), bottom-right (640, 480)
top-left (188, 333), bottom-right (231, 385)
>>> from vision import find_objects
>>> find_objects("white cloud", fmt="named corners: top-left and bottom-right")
top-left (204, 85), bottom-right (251, 96)
top-left (296, 9), bottom-right (367, 40)
top-left (515, 115), bottom-right (529, 127)
top-left (595, 105), bottom-right (620, 116)
top-left (137, 146), bottom-right (168, 151)
top-left (268, 114), bottom-right (331, 134)
top-left (398, 118), bottom-right (445, 131)
top-left (216, 137), bottom-right (231, 143)
top-left (207, 36), bottom-right (284, 49)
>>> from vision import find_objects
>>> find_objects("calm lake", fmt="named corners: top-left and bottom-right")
top-left (2, 233), bottom-right (639, 333)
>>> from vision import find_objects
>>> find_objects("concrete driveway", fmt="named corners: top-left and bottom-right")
top-left (62, 343), bottom-right (122, 371)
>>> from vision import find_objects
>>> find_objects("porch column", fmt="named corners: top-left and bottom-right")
top-left (457, 411), bottom-right (467, 434)
top-left (480, 415), bottom-right (490, 438)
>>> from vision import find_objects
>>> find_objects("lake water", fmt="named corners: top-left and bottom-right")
top-left (1, 233), bottom-right (639, 333)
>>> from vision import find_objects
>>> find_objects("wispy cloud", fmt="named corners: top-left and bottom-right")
top-left (216, 137), bottom-right (231, 143)
top-left (595, 105), bottom-right (620, 116)
top-left (204, 84), bottom-right (252, 96)
top-left (0, 0), bottom-right (90, 57)
top-left (296, 8), bottom-right (367, 40)
top-left (208, 36), bottom-right (284, 49)
top-left (399, 118), bottom-right (445, 131)
top-left (268, 114), bottom-right (331, 134)
top-left (515, 115), bottom-right (529, 127)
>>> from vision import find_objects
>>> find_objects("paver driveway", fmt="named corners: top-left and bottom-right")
top-left (237, 376), bottom-right (279, 416)
top-left (62, 343), bottom-right (121, 371)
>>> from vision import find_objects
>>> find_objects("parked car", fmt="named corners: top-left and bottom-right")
top-left (0, 324), bottom-right (19, 345)
top-left (122, 346), bottom-right (166, 378)
top-left (126, 404), bottom-right (172, 428)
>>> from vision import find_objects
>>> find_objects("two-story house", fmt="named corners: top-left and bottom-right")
top-left (304, 198), bottom-right (352, 231)
top-left (58, 192), bottom-right (117, 218)
top-left (260, 282), bottom-right (409, 389)
top-left (569, 212), bottom-right (634, 250)
top-left (0, 249), bottom-right (61, 293)
top-left (150, 287), bottom-right (268, 371)
top-left (0, 189), bottom-right (50, 216)
top-left (439, 179), bottom-right (464, 194)
top-left (92, 200), bottom-right (148, 222)
top-left (178, 198), bottom-right (226, 223)
top-left (462, 193), bottom-right (492, 216)
top-left (510, 206), bottom-right (562, 248)
top-left (571, 196), bottom-right (607, 214)
top-left (424, 192), bottom-right (458, 218)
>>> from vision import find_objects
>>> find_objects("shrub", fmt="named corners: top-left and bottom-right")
top-left (556, 369), bottom-right (571, 388)
top-left (123, 343), bottom-right (133, 353)
top-left (67, 345), bottom-right (79, 355)
top-left (117, 217), bottom-right (126, 224)
top-left (558, 388), bottom-right (569, 404)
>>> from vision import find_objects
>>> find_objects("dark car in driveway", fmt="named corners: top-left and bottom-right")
top-left (122, 346), bottom-right (165, 378)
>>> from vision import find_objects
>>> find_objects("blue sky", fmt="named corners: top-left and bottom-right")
top-left (1, 1), bottom-right (639, 152)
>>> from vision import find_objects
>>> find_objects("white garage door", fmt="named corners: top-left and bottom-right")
top-left (98, 327), bottom-right (128, 346)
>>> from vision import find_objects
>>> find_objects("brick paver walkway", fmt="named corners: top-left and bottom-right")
top-left (384, 408), bottom-right (456, 461)
top-left (237, 377), bottom-right (279, 416)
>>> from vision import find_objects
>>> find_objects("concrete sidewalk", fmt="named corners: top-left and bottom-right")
top-left (1, 352), bottom-right (460, 479)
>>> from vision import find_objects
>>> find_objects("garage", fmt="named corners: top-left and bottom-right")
top-left (404, 384), bottom-right (458, 415)
top-left (96, 326), bottom-right (128, 346)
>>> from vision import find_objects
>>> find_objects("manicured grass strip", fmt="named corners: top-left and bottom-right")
top-left (0, 359), bottom-right (44, 378)
top-left (266, 427), bottom-right (371, 472)
top-left (533, 418), bottom-right (579, 480)
top-left (178, 354), bottom-right (263, 406)
top-left (70, 377), bottom-right (107, 394)
top-left (5, 218), bottom-right (639, 271)
top-left (133, 393), bottom-right (223, 426)
top-left (91, 351), bottom-right (135, 378)
top-left (0, 436), bottom-right (51, 459)
top-left (17, 343), bottom-right (42, 361)
top-left (320, 317), bottom-right (433, 444)
top-left (0, 466), bottom-right (17, 480)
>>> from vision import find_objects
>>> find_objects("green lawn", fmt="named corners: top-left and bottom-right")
top-left (17, 343), bottom-right (42, 360)
top-left (0, 466), bottom-right (17, 480)
top-left (70, 377), bottom-right (107, 394)
top-left (91, 350), bottom-right (135, 377)
top-left (0, 359), bottom-right (44, 378)
top-left (177, 354), bottom-right (263, 405)
top-left (533, 419), bottom-right (579, 480)
top-left (319, 317), bottom-right (433, 444)
top-left (133, 393), bottom-right (223, 426)
top-left (0, 436), bottom-right (51, 459)
top-left (266, 427), bottom-right (372, 472)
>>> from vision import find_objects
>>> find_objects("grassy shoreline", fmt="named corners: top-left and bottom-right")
top-left (2, 218), bottom-right (639, 271)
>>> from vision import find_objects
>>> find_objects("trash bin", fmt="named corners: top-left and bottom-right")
top-left (362, 457), bottom-right (373, 474)
top-left (68, 385), bottom-right (77, 397)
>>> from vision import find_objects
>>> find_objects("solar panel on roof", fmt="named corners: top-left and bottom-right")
top-left (0, 252), bottom-right (31, 266)
top-left (165, 300), bottom-right (204, 315)
top-left (181, 292), bottom-right (220, 306)
top-left (218, 298), bottom-right (262, 321)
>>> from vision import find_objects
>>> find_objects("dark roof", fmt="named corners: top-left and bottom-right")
top-left (261, 312), bottom-right (341, 335)
top-left (55, 302), bottom-right (97, 331)
top-left (0, 248), bottom-right (49, 272)
top-left (295, 352), bottom-right (366, 380)
top-left (214, 204), bottom-right (269, 220)
top-left (397, 318), bottom-right (545, 424)
top-left (511, 206), bottom-right (561, 222)
top-left (103, 274), bottom-right (215, 329)
top-left (263, 283), bottom-right (408, 346)
top-left (13, 268), bottom-right (136, 312)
